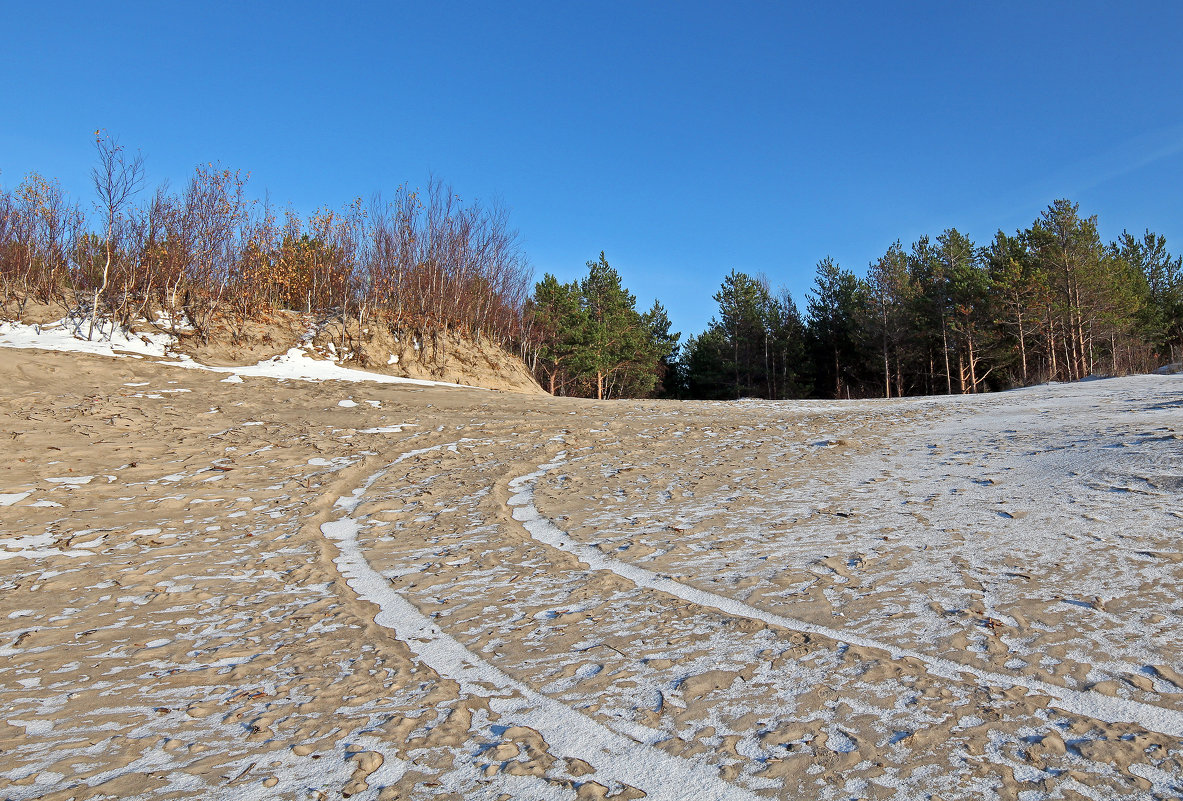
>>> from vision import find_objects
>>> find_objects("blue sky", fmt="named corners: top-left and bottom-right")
top-left (4, 2), bottom-right (1183, 338)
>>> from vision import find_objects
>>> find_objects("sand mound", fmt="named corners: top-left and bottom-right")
top-left (2, 299), bottom-right (546, 394)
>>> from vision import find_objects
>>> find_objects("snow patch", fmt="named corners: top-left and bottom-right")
top-left (0, 318), bottom-right (171, 358)
top-left (165, 346), bottom-right (481, 389)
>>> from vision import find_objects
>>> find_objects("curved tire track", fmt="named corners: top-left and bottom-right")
top-left (508, 451), bottom-right (1183, 740)
top-left (320, 443), bottom-right (757, 801)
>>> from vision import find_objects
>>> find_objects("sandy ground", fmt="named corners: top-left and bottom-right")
top-left (1, 347), bottom-right (1182, 800)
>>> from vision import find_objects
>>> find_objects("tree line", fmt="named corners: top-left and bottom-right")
top-left (678, 199), bottom-right (1182, 399)
top-left (2, 138), bottom-right (1179, 399)
top-left (525, 200), bottom-right (1181, 401)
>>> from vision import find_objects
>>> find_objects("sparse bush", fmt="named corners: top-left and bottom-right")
top-left (0, 138), bottom-right (533, 355)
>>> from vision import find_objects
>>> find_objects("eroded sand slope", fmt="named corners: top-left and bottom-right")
top-left (1, 348), bottom-right (1181, 800)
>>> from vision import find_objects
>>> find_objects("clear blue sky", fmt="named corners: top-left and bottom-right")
top-left (4, 2), bottom-right (1183, 339)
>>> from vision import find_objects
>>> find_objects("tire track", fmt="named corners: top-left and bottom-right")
top-left (320, 442), bottom-right (758, 801)
top-left (508, 451), bottom-right (1183, 740)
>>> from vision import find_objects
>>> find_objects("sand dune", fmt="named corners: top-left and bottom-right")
top-left (1, 346), bottom-right (1181, 799)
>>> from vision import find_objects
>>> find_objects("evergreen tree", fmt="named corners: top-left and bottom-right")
top-left (806, 257), bottom-right (863, 398)
top-left (527, 253), bottom-right (677, 399)
top-left (767, 287), bottom-right (809, 398)
top-left (864, 241), bottom-right (913, 397)
top-left (985, 230), bottom-right (1047, 385)
top-left (939, 228), bottom-right (991, 392)
top-left (528, 273), bottom-right (585, 395)
top-left (713, 270), bottom-right (772, 397)
top-left (1029, 200), bottom-right (1106, 380)
top-left (579, 253), bottom-right (647, 399)
top-left (643, 300), bottom-right (682, 397)
top-left (906, 237), bottom-right (947, 394)
top-left (1114, 229), bottom-right (1183, 365)
top-left (682, 271), bottom-right (808, 400)
top-left (683, 328), bottom-right (733, 399)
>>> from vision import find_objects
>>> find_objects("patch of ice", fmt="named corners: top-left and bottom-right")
top-left (0, 533), bottom-right (95, 561)
top-left (0, 491), bottom-right (32, 506)
top-left (360, 425), bottom-right (416, 434)
top-left (9, 719), bottom-right (53, 736)
top-left (826, 728), bottom-right (858, 753)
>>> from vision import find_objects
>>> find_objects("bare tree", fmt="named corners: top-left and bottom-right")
top-left (88, 130), bottom-right (144, 339)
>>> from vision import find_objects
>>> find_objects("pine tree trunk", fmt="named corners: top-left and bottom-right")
top-left (968, 337), bottom-right (978, 393)
top-left (882, 338), bottom-right (890, 399)
top-left (733, 332), bottom-right (740, 399)
top-left (1047, 312), bottom-right (1058, 381)
top-left (1063, 329), bottom-right (1073, 381)
top-left (881, 307), bottom-right (890, 398)
top-left (763, 332), bottom-right (770, 399)
top-left (1017, 309), bottom-right (1028, 384)
top-left (942, 325), bottom-right (952, 394)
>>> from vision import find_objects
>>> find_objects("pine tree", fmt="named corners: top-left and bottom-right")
top-left (806, 257), bottom-right (863, 398)
top-left (713, 270), bottom-right (772, 397)
top-left (1029, 200), bottom-right (1104, 379)
top-left (528, 273), bottom-right (586, 395)
top-left (985, 230), bottom-right (1046, 384)
top-left (1115, 229), bottom-right (1183, 365)
top-left (579, 253), bottom-right (641, 399)
top-left (767, 287), bottom-right (809, 399)
top-left (643, 300), bottom-right (681, 396)
top-left (864, 241), bottom-right (913, 397)
top-left (938, 229), bottom-right (991, 392)
top-left (683, 328), bottom-right (732, 399)
top-left (528, 254), bottom-right (676, 399)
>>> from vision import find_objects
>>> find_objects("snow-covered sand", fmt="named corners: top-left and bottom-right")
top-left (0, 344), bottom-right (1181, 799)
